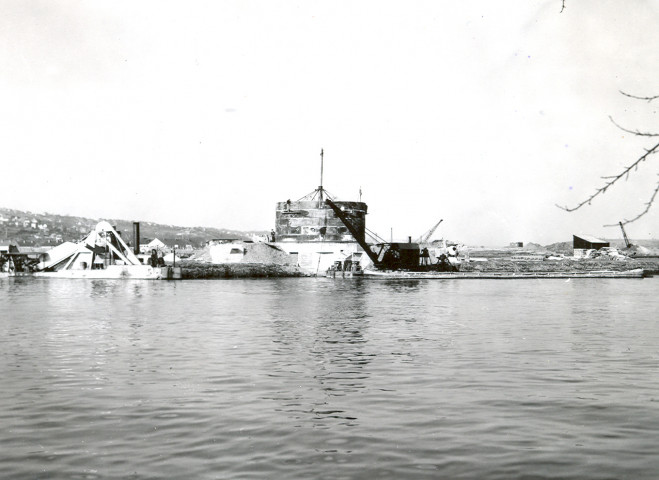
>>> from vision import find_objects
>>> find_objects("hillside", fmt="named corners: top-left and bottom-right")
top-left (0, 207), bottom-right (264, 248)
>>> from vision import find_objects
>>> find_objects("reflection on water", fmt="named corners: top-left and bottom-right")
top-left (265, 279), bottom-right (373, 427)
top-left (1, 277), bottom-right (658, 479)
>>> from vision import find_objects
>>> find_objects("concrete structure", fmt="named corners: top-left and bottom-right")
top-left (274, 200), bottom-right (367, 242)
top-left (273, 197), bottom-right (371, 274)
top-left (273, 148), bottom-right (371, 273)
top-left (276, 241), bottom-right (368, 275)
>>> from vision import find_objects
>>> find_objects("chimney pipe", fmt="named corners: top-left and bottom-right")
top-left (133, 222), bottom-right (140, 255)
top-left (408, 236), bottom-right (412, 243)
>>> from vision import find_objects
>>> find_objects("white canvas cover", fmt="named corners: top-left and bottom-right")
top-left (147, 238), bottom-right (166, 249)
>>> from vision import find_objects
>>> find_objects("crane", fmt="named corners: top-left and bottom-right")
top-left (416, 219), bottom-right (443, 244)
top-left (619, 221), bottom-right (632, 249)
top-left (326, 199), bottom-right (457, 272)
top-left (325, 198), bottom-right (381, 267)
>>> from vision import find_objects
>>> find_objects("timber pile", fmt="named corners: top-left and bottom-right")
top-left (179, 261), bottom-right (305, 279)
top-left (460, 258), bottom-right (659, 274)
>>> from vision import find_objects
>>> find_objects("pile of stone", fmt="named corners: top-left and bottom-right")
top-left (241, 243), bottom-right (292, 265)
top-left (187, 245), bottom-right (213, 262)
top-left (579, 247), bottom-right (628, 260)
top-left (186, 241), bottom-right (293, 266)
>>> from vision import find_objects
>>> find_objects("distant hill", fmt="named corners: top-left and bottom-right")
top-left (543, 241), bottom-right (572, 254)
top-left (0, 207), bottom-right (264, 248)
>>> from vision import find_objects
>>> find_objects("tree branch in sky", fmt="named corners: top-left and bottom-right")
top-left (603, 180), bottom-right (659, 227)
top-left (619, 90), bottom-right (659, 103)
top-left (556, 91), bottom-right (659, 225)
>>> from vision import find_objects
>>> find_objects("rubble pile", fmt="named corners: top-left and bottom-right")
top-left (241, 243), bottom-right (292, 265)
top-left (624, 244), bottom-right (656, 256)
top-left (579, 247), bottom-right (628, 260)
top-left (188, 245), bottom-right (213, 262)
top-left (187, 242), bottom-right (292, 265)
top-left (522, 242), bottom-right (545, 252)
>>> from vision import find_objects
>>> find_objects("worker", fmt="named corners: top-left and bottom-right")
top-left (149, 249), bottom-right (158, 267)
top-left (420, 247), bottom-right (430, 266)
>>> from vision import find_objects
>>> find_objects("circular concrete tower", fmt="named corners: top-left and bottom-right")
top-left (275, 199), bottom-right (367, 243)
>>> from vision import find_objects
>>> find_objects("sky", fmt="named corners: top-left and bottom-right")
top-left (1, 0), bottom-right (658, 245)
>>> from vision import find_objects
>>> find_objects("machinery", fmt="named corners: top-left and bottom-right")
top-left (325, 198), bottom-right (457, 272)
top-left (619, 221), bottom-right (632, 249)
top-left (416, 219), bottom-right (443, 244)
top-left (33, 222), bottom-right (163, 279)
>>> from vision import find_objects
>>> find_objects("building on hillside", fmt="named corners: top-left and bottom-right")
top-left (206, 238), bottom-right (244, 246)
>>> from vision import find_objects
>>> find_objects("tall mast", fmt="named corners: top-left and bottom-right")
top-left (318, 148), bottom-right (324, 202)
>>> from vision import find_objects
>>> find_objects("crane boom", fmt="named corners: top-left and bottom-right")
top-left (325, 198), bottom-right (381, 266)
top-left (619, 221), bottom-right (632, 248)
top-left (417, 219), bottom-right (443, 243)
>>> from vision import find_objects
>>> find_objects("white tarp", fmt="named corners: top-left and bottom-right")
top-left (209, 244), bottom-right (245, 264)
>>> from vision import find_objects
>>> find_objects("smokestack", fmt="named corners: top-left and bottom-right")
top-left (133, 222), bottom-right (140, 255)
top-left (408, 236), bottom-right (412, 243)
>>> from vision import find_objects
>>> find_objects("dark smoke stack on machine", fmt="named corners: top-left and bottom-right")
top-left (133, 222), bottom-right (140, 255)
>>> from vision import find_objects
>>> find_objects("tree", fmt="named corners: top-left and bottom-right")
top-left (556, 91), bottom-right (659, 226)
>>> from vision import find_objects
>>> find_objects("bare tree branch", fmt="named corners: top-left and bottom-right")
top-left (556, 140), bottom-right (659, 214)
top-left (619, 90), bottom-right (659, 103)
top-left (609, 116), bottom-right (659, 137)
top-left (560, 0), bottom-right (566, 13)
top-left (604, 179), bottom-right (659, 226)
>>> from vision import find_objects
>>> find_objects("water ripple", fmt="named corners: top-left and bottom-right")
top-left (1, 277), bottom-right (659, 478)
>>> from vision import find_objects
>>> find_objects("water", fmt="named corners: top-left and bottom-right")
top-left (1, 276), bottom-right (658, 479)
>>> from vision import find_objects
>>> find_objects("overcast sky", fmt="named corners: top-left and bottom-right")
top-left (1, 0), bottom-right (658, 245)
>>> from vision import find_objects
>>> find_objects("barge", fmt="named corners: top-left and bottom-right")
top-left (361, 268), bottom-right (646, 279)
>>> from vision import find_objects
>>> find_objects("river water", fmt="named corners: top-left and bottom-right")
top-left (1, 276), bottom-right (658, 479)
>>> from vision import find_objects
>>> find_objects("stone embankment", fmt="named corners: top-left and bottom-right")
top-left (179, 262), bottom-right (305, 279)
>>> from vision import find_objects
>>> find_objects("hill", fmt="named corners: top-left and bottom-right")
top-left (0, 207), bottom-right (263, 248)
